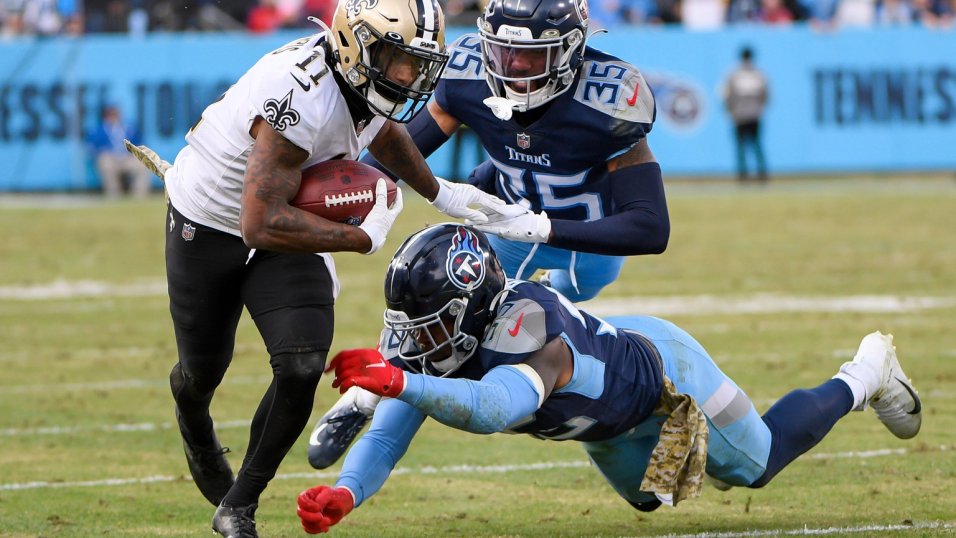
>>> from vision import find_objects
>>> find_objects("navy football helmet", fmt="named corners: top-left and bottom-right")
top-left (383, 224), bottom-right (506, 376)
top-left (478, 0), bottom-right (590, 111)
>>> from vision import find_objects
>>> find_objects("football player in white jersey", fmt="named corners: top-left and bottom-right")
top-left (157, 0), bottom-right (515, 535)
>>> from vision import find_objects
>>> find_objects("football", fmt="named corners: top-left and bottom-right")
top-left (291, 160), bottom-right (397, 225)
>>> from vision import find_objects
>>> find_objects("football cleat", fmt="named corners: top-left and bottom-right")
top-left (628, 498), bottom-right (662, 512)
top-left (307, 403), bottom-right (371, 469)
top-left (837, 331), bottom-right (922, 439)
top-left (212, 503), bottom-right (258, 538)
top-left (176, 408), bottom-right (235, 506)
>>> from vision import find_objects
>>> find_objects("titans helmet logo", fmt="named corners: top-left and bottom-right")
top-left (446, 227), bottom-right (486, 291)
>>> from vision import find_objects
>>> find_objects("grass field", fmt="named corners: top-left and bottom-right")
top-left (1, 176), bottom-right (955, 537)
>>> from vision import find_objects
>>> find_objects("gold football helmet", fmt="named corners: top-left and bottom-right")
top-left (329, 0), bottom-right (448, 122)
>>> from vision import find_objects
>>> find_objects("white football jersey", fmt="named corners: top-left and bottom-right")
top-left (164, 33), bottom-right (386, 237)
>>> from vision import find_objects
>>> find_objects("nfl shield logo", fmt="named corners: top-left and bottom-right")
top-left (517, 132), bottom-right (531, 149)
top-left (182, 223), bottom-right (196, 241)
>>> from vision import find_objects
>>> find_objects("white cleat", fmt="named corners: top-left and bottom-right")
top-left (838, 331), bottom-right (922, 439)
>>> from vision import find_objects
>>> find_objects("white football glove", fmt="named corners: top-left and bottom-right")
top-left (471, 209), bottom-right (552, 244)
top-left (358, 179), bottom-right (403, 255)
top-left (430, 177), bottom-right (516, 224)
top-left (124, 139), bottom-right (170, 180)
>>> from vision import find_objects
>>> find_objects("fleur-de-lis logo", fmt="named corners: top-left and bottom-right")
top-left (344, 0), bottom-right (379, 18)
top-left (263, 90), bottom-right (301, 132)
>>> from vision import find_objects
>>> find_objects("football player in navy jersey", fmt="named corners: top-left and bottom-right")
top-left (308, 0), bottom-right (670, 470)
top-left (142, 0), bottom-right (519, 534)
top-left (295, 224), bottom-right (922, 533)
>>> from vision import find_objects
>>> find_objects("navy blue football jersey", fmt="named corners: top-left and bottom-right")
top-left (457, 280), bottom-right (663, 442)
top-left (435, 34), bottom-right (656, 223)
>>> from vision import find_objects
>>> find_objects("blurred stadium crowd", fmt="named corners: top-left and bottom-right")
top-left (1, 0), bottom-right (953, 37)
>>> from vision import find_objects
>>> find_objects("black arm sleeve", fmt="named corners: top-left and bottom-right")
top-left (360, 110), bottom-right (452, 180)
top-left (548, 162), bottom-right (669, 256)
top-left (465, 159), bottom-right (498, 194)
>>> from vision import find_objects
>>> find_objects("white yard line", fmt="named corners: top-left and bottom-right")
top-left (2, 279), bottom-right (955, 317)
top-left (1, 446), bottom-right (951, 492)
top-left (657, 521), bottom-right (953, 537)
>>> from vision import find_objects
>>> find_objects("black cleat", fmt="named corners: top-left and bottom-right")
top-left (307, 403), bottom-right (370, 469)
top-left (177, 408), bottom-right (235, 506)
top-left (628, 498), bottom-right (662, 512)
top-left (212, 503), bottom-right (258, 538)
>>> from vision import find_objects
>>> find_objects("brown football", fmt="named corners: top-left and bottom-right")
top-left (291, 160), bottom-right (397, 225)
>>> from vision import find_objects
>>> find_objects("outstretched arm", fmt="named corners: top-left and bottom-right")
top-left (297, 398), bottom-right (424, 534)
top-left (548, 139), bottom-right (670, 255)
top-left (329, 338), bottom-right (572, 434)
top-left (471, 139), bottom-right (670, 255)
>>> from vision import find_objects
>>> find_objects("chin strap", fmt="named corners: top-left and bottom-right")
top-left (307, 15), bottom-right (332, 34)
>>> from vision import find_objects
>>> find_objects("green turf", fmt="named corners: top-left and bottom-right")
top-left (1, 177), bottom-right (954, 537)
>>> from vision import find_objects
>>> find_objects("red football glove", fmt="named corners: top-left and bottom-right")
top-left (329, 348), bottom-right (406, 398)
top-left (297, 485), bottom-right (355, 534)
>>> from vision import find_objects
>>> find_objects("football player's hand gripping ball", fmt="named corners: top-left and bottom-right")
top-left (297, 486), bottom-right (354, 534)
top-left (430, 177), bottom-right (519, 224)
top-left (470, 208), bottom-right (552, 244)
top-left (358, 179), bottom-right (404, 255)
top-left (328, 348), bottom-right (405, 398)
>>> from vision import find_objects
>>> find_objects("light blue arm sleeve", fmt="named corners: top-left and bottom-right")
top-left (335, 397), bottom-right (425, 507)
top-left (397, 365), bottom-right (544, 434)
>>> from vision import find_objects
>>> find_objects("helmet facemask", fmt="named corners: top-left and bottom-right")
top-left (330, 0), bottom-right (448, 123)
top-left (478, 25), bottom-right (583, 112)
top-left (385, 297), bottom-right (478, 377)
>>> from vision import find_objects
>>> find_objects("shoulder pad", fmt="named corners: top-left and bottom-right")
top-left (442, 33), bottom-right (485, 82)
top-left (573, 59), bottom-right (655, 124)
top-left (481, 298), bottom-right (548, 356)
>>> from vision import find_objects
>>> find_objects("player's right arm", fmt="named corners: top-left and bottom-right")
top-left (361, 99), bottom-right (461, 179)
top-left (240, 117), bottom-right (378, 254)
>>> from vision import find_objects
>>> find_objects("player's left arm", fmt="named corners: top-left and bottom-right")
top-left (546, 137), bottom-right (670, 256)
top-left (298, 398), bottom-right (424, 533)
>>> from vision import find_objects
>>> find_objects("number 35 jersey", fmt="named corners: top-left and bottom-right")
top-left (165, 34), bottom-right (385, 237)
top-left (435, 34), bottom-right (656, 223)
top-left (455, 281), bottom-right (665, 442)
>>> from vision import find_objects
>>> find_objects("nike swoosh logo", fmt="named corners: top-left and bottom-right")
top-left (365, 361), bottom-right (387, 368)
top-left (291, 74), bottom-right (311, 91)
top-left (308, 423), bottom-right (328, 446)
top-left (626, 84), bottom-right (640, 106)
top-left (896, 377), bottom-right (922, 415)
top-left (508, 312), bottom-right (525, 337)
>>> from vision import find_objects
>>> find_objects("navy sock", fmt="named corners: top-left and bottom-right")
top-left (751, 379), bottom-right (854, 487)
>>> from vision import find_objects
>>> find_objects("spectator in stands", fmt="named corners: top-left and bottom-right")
top-left (721, 46), bottom-right (769, 183)
top-left (761, 0), bottom-right (796, 22)
top-left (87, 105), bottom-right (152, 198)
top-left (834, 0), bottom-right (877, 26)
top-left (876, 0), bottom-right (915, 24)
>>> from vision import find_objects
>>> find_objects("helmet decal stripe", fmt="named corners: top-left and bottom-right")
top-left (417, 0), bottom-right (435, 42)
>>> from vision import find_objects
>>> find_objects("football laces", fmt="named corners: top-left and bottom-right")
top-left (325, 189), bottom-right (374, 207)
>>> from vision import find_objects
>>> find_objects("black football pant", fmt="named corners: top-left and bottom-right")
top-left (165, 203), bottom-right (334, 507)
top-left (734, 120), bottom-right (767, 181)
